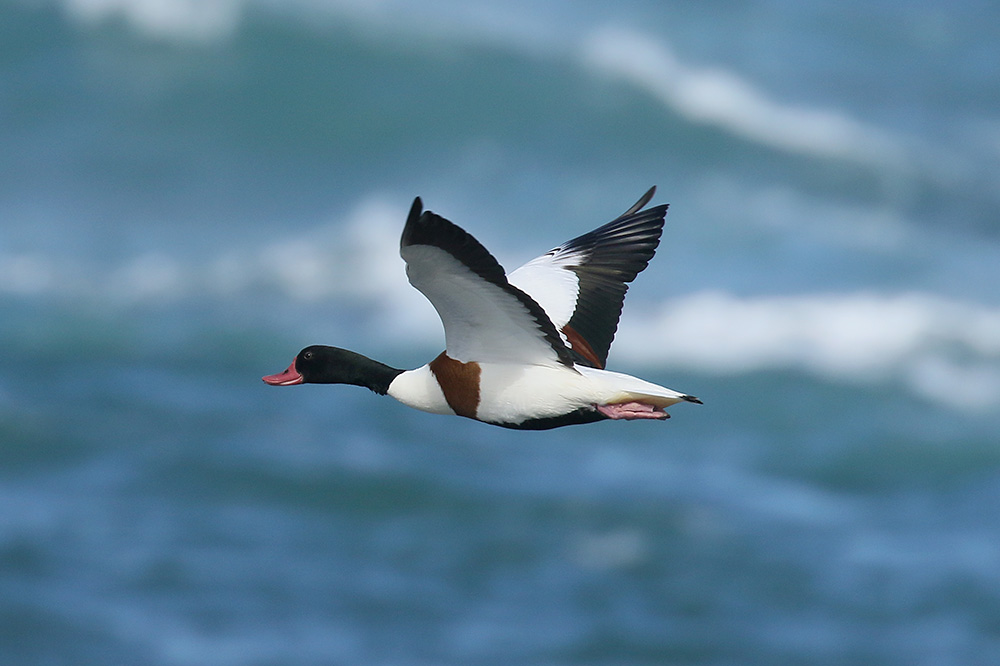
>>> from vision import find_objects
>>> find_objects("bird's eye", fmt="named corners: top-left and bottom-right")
top-left (303, 350), bottom-right (313, 361)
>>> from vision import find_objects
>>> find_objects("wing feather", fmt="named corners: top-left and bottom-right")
top-left (508, 187), bottom-right (667, 368)
top-left (400, 198), bottom-right (574, 367)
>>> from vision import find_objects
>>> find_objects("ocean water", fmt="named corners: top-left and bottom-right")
top-left (3, 0), bottom-right (1000, 663)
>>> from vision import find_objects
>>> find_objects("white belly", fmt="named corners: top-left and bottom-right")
top-left (472, 364), bottom-right (595, 424)
top-left (478, 364), bottom-right (688, 421)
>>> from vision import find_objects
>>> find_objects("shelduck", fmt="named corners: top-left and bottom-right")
top-left (263, 187), bottom-right (701, 429)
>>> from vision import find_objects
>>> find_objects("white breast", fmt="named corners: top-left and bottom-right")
top-left (386, 365), bottom-right (455, 415)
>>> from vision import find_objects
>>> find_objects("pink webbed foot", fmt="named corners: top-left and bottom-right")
top-left (595, 402), bottom-right (670, 420)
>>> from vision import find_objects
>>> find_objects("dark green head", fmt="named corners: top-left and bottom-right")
top-left (262, 345), bottom-right (402, 394)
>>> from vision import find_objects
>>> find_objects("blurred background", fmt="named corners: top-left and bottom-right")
top-left (3, 0), bottom-right (1000, 663)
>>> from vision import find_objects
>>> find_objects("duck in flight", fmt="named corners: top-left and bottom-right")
top-left (263, 187), bottom-right (701, 429)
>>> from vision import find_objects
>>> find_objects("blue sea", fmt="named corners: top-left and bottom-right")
top-left (3, 1), bottom-right (1000, 663)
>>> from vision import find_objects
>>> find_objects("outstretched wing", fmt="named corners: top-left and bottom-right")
top-left (508, 187), bottom-right (666, 368)
top-left (400, 198), bottom-right (574, 367)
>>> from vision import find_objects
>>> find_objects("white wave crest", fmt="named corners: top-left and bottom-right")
top-left (581, 27), bottom-right (908, 167)
top-left (64, 0), bottom-right (243, 41)
top-left (0, 254), bottom-right (57, 296)
top-left (615, 291), bottom-right (1000, 411)
top-left (5, 196), bottom-right (999, 411)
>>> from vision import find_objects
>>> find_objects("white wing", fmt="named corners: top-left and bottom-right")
top-left (400, 198), bottom-right (573, 367)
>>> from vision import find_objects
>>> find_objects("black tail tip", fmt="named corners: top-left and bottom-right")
top-left (683, 395), bottom-right (703, 405)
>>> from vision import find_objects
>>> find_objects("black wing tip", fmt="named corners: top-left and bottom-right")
top-left (561, 191), bottom-right (668, 277)
top-left (401, 199), bottom-right (473, 257)
top-left (682, 395), bottom-right (703, 405)
top-left (617, 186), bottom-right (667, 220)
top-left (401, 197), bottom-right (423, 248)
top-left (401, 202), bottom-right (506, 281)
top-left (557, 187), bottom-right (670, 369)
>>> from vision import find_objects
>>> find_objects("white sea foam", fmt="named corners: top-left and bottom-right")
top-left (64, 0), bottom-right (243, 41)
top-left (0, 253), bottom-right (56, 296)
top-left (615, 291), bottom-right (1000, 411)
top-left (110, 252), bottom-right (187, 302)
top-left (580, 27), bottom-right (909, 167)
top-left (5, 192), bottom-right (1000, 410)
top-left (254, 197), bottom-right (416, 308)
top-left (57, 0), bottom-right (933, 177)
top-left (5, 195), bottom-right (997, 411)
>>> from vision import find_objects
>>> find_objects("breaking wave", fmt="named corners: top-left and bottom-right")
top-left (615, 291), bottom-right (1000, 411)
top-left (63, 0), bottom-right (244, 41)
top-left (580, 27), bottom-right (909, 167)
top-left (59, 0), bottom-right (919, 169)
top-left (4, 194), bottom-right (999, 411)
